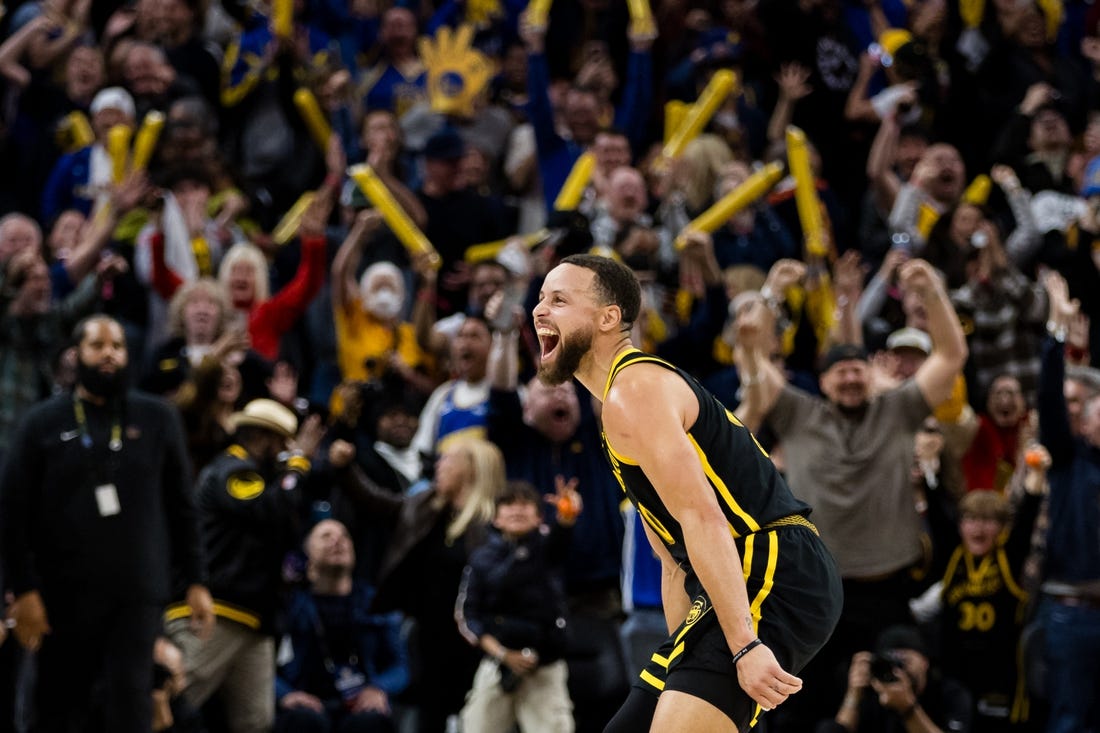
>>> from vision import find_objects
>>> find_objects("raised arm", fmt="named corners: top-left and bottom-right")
top-left (829, 250), bottom-right (865, 348)
top-left (905, 259), bottom-right (968, 408)
top-left (331, 209), bottom-right (383, 311)
top-left (26, 1), bottom-right (89, 71)
top-left (990, 165), bottom-right (1041, 266)
top-left (0, 15), bottom-right (53, 86)
top-left (1038, 271), bottom-right (1076, 464)
top-left (63, 174), bottom-right (149, 286)
top-left (604, 366), bottom-right (798, 712)
top-left (843, 52), bottom-right (881, 123)
top-left (866, 113), bottom-right (902, 214)
top-left (252, 185), bottom-right (335, 343)
top-left (767, 63), bottom-right (812, 144)
top-left (732, 298), bottom-right (786, 432)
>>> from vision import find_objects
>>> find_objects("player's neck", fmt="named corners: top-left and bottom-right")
top-left (574, 336), bottom-right (634, 401)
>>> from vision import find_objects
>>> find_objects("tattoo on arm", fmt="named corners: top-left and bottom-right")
top-left (745, 616), bottom-right (754, 636)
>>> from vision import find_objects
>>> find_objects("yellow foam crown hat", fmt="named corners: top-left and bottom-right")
top-left (419, 24), bottom-right (495, 119)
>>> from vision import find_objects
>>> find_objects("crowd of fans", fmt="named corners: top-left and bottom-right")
top-left (0, 0), bottom-right (1098, 730)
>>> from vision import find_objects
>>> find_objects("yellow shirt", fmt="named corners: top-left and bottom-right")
top-left (335, 296), bottom-right (426, 383)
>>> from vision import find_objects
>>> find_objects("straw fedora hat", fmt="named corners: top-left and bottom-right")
top-left (228, 399), bottom-right (298, 438)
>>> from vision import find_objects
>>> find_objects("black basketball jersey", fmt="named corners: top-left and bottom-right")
top-left (939, 544), bottom-right (1030, 720)
top-left (600, 349), bottom-right (811, 580)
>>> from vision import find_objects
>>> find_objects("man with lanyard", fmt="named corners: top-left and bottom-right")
top-left (1, 314), bottom-right (214, 733)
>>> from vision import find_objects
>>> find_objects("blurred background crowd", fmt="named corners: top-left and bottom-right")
top-left (0, 0), bottom-right (1098, 730)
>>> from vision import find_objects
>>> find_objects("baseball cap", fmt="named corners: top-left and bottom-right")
top-left (423, 127), bottom-right (466, 160)
top-left (820, 343), bottom-right (868, 372)
top-left (886, 327), bottom-right (932, 355)
top-left (875, 625), bottom-right (928, 657)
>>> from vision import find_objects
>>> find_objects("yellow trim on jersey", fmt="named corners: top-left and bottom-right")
top-left (742, 533), bottom-right (756, 584)
top-left (605, 440), bottom-right (640, 466)
top-left (724, 407), bottom-right (770, 458)
top-left (996, 547), bottom-right (1029, 603)
top-left (1011, 636), bottom-right (1029, 723)
top-left (650, 644), bottom-right (686, 670)
top-left (748, 532), bottom-right (779, 631)
top-left (942, 545), bottom-right (964, 588)
top-left (603, 348), bottom-right (643, 401)
top-left (603, 349), bottom-right (678, 402)
top-left (964, 552), bottom-right (994, 587)
top-left (749, 704), bottom-right (762, 728)
top-left (638, 503), bottom-right (675, 545)
top-left (688, 434), bottom-right (761, 534)
top-left (640, 669), bottom-right (666, 691)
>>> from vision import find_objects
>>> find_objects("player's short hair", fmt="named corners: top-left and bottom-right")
top-left (560, 254), bottom-right (641, 330)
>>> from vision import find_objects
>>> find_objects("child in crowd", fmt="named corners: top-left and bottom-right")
top-left (457, 479), bottom-right (582, 733)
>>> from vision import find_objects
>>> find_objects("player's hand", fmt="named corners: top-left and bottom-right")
top-left (734, 641), bottom-right (802, 711)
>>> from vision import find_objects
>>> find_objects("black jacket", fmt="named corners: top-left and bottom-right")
top-left (0, 390), bottom-right (202, 603)
top-left (457, 525), bottom-right (571, 663)
top-left (178, 445), bottom-right (308, 633)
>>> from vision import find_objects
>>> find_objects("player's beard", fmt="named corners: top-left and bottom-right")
top-left (538, 326), bottom-right (593, 385)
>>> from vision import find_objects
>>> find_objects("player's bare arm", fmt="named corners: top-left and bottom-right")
top-left (639, 520), bottom-right (691, 634)
top-left (602, 363), bottom-right (801, 711)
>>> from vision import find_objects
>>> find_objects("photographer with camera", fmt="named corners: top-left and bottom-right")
top-left (818, 625), bottom-right (971, 733)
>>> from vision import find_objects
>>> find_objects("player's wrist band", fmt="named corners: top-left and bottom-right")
top-left (731, 638), bottom-right (763, 667)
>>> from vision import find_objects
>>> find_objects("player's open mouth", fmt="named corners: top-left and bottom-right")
top-left (537, 328), bottom-right (560, 360)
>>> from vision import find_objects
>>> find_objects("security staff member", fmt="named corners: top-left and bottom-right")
top-left (1, 315), bottom-right (214, 733)
top-left (166, 398), bottom-right (324, 733)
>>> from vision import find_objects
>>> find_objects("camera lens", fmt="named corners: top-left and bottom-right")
top-left (870, 652), bottom-right (904, 683)
top-left (971, 231), bottom-right (989, 249)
